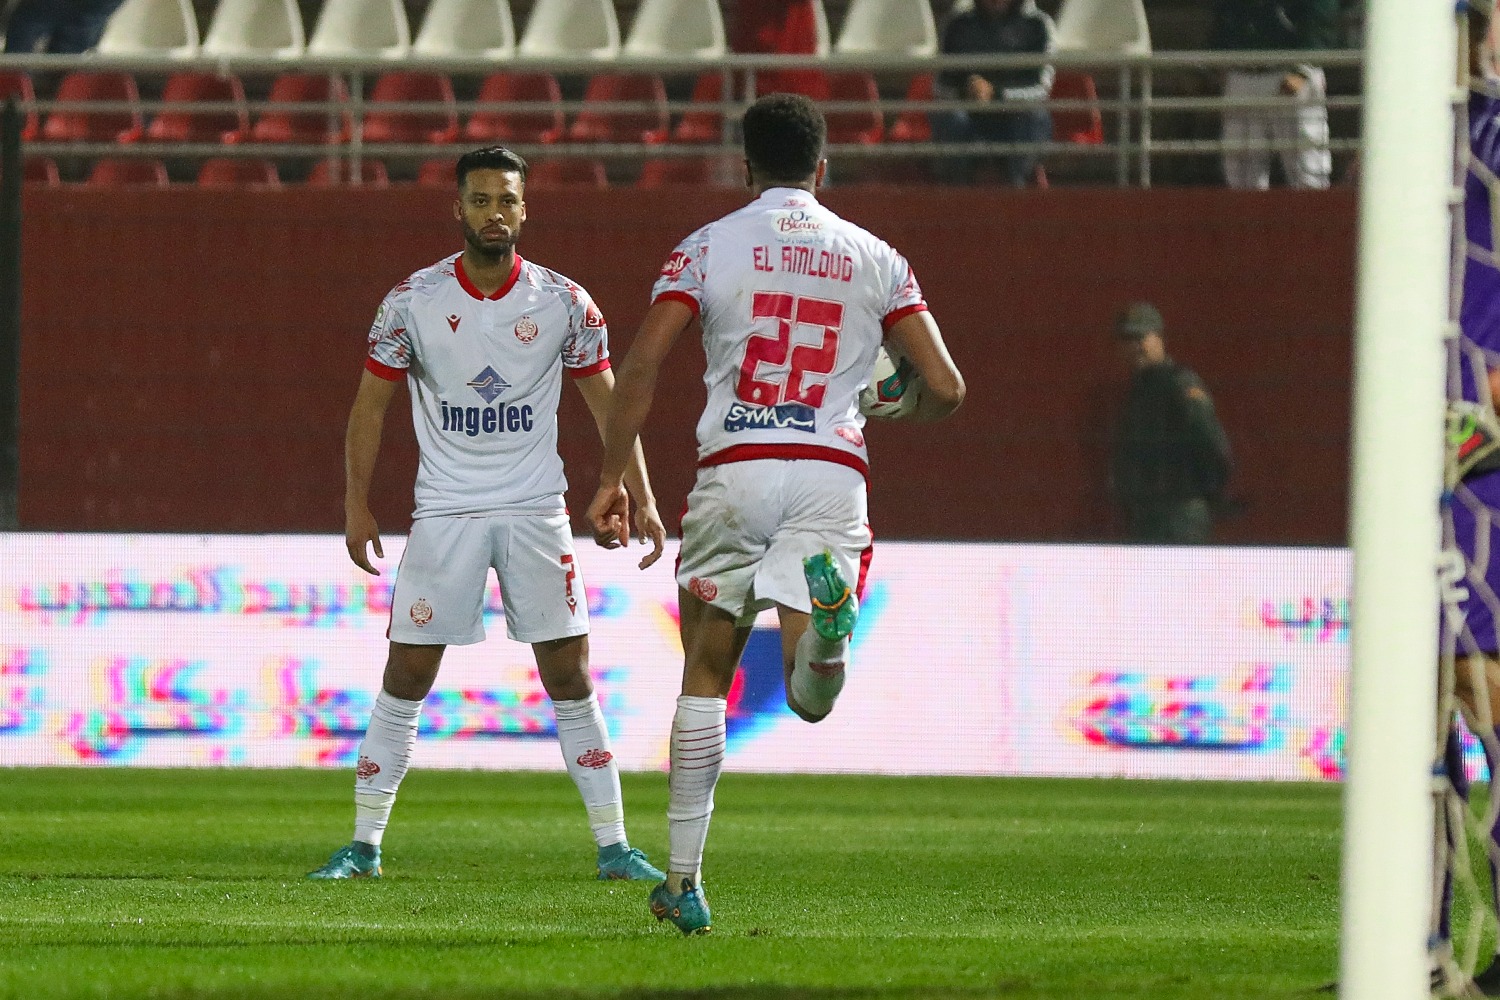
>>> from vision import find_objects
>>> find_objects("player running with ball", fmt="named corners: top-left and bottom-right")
top-left (309, 147), bottom-right (666, 884)
top-left (586, 94), bottom-right (965, 934)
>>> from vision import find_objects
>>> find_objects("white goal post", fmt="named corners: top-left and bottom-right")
top-left (1339, 0), bottom-right (1457, 997)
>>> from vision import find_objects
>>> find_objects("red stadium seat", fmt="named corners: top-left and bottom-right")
top-left (86, 158), bottom-right (170, 187)
top-left (637, 157), bottom-right (728, 188)
top-left (197, 158), bottom-right (281, 188)
top-left (527, 159), bottom-right (608, 189)
top-left (1051, 71), bottom-right (1105, 145)
top-left (251, 74), bottom-right (351, 145)
top-left (465, 73), bottom-right (564, 144)
top-left (145, 73), bottom-right (251, 144)
top-left (565, 74), bottom-right (668, 145)
top-left (674, 73), bottom-right (728, 144)
top-left (42, 72), bottom-right (144, 143)
top-left (23, 158), bottom-right (60, 187)
top-left (825, 73), bottom-right (883, 145)
top-left (0, 72), bottom-right (39, 141)
top-left (887, 74), bottom-right (933, 143)
top-left (362, 72), bottom-right (459, 145)
top-left (305, 158), bottom-right (391, 187)
top-left (417, 158), bottom-right (455, 187)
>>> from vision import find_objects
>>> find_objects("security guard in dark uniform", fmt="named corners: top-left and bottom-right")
top-left (1110, 302), bottom-right (1232, 544)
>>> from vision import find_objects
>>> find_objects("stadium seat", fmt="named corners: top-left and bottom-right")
top-left (825, 73), bottom-right (884, 145)
top-left (305, 158), bottom-right (391, 187)
top-left (517, 0), bottom-right (620, 60)
top-left (622, 0), bottom-right (726, 59)
top-left (197, 158), bottom-right (281, 187)
top-left (637, 156), bottom-right (736, 188)
top-left (143, 72), bottom-right (250, 144)
top-left (464, 72), bottom-right (564, 144)
top-left (526, 159), bottom-right (608, 189)
top-left (362, 73), bottom-right (459, 145)
top-left (1053, 0), bottom-right (1151, 54)
top-left (97, 0), bottom-right (199, 57)
top-left (1052, 71), bottom-right (1105, 145)
top-left (834, 0), bottom-right (936, 57)
top-left (200, 0), bottom-right (304, 58)
top-left (565, 74), bottom-right (669, 145)
top-left (250, 74), bottom-right (350, 144)
top-left (887, 73), bottom-right (932, 144)
top-left (86, 158), bottom-right (170, 187)
top-left (413, 0), bottom-right (516, 58)
top-left (0, 73), bottom-right (40, 141)
top-left (23, 158), bottom-right (60, 187)
top-left (416, 158), bottom-right (455, 187)
top-left (41, 73), bottom-right (143, 143)
top-left (307, 0), bottom-right (410, 59)
top-left (673, 72), bottom-right (731, 144)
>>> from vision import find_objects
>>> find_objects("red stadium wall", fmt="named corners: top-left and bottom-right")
top-left (20, 187), bottom-right (1355, 544)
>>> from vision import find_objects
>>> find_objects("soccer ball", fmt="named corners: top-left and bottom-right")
top-left (858, 345), bottom-right (922, 420)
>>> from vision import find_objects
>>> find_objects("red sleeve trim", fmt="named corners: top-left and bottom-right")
top-left (568, 358), bottom-right (611, 379)
top-left (881, 303), bottom-right (929, 332)
top-left (365, 357), bottom-right (406, 381)
top-left (653, 290), bottom-right (701, 317)
top-left (699, 444), bottom-right (868, 479)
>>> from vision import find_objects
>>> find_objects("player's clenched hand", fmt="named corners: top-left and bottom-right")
top-left (634, 503), bottom-right (666, 569)
top-left (345, 506), bottom-right (384, 575)
top-left (587, 483), bottom-right (630, 550)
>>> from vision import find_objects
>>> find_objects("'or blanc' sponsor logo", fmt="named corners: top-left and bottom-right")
top-left (576, 748), bottom-right (613, 769)
top-left (724, 401), bottom-right (816, 434)
top-left (515, 316), bottom-right (538, 343)
top-left (689, 576), bottom-right (719, 602)
top-left (356, 756), bottom-right (381, 779)
top-left (411, 598), bottom-right (433, 627)
top-left (772, 209), bottom-right (824, 244)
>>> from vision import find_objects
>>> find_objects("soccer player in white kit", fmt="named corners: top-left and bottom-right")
top-left (586, 95), bottom-right (966, 932)
top-left (308, 147), bottom-right (667, 883)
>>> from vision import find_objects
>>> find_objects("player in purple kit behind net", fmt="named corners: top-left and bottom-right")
top-left (586, 94), bottom-right (966, 934)
top-left (307, 147), bottom-right (667, 884)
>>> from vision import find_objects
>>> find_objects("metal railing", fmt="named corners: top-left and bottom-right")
top-left (0, 48), bottom-right (1366, 187)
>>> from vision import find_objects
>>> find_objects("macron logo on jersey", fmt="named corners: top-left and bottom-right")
top-left (724, 401), bottom-right (816, 434)
top-left (467, 366), bottom-right (510, 404)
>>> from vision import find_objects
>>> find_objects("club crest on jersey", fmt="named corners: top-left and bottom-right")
top-left (514, 316), bottom-right (538, 343)
top-left (660, 250), bottom-right (690, 279)
top-left (467, 365), bottom-right (510, 404)
top-left (410, 598), bottom-right (433, 627)
top-left (724, 401), bottom-right (816, 434)
top-left (447, 313), bottom-right (461, 332)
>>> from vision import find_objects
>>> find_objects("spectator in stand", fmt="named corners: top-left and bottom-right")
top-left (1212, 0), bottom-right (1341, 190)
top-left (931, 0), bottom-right (1054, 187)
top-left (3, 0), bottom-right (126, 52)
top-left (732, 0), bottom-right (828, 99)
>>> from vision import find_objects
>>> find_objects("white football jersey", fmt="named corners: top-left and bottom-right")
top-left (366, 253), bottom-right (610, 518)
top-left (651, 187), bottom-right (927, 476)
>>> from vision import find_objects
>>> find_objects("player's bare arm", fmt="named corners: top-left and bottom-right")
top-left (575, 368), bottom-right (666, 569)
top-left (586, 299), bottom-right (695, 546)
top-left (344, 370), bottom-right (400, 575)
top-left (886, 310), bottom-right (966, 422)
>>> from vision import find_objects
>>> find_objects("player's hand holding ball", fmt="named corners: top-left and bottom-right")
top-left (858, 344), bottom-right (924, 421)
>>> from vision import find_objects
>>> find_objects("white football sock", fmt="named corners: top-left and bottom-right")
top-left (666, 694), bottom-right (726, 886)
top-left (788, 629), bottom-right (848, 718)
top-left (352, 690), bottom-right (423, 846)
top-left (553, 693), bottom-right (627, 848)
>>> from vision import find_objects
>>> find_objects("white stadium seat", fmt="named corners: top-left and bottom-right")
top-left (307, 0), bottom-right (412, 59)
top-left (622, 0), bottom-right (726, 60)
top-left (96, 0), bottom-right (199, 57)
top-left (1054, 0), bottom-right (1151, 55)
top-left (201, 0), bottom-right (304, 58)
top-left (414, 0), bottom-right (516, 59)
top-left (834, 0), bottom-right (937, 57)
top-left (517, 0), bottom-right (620, 60)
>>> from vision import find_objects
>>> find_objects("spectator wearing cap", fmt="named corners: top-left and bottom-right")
top-left (1212, 0), bottom-right (1341, 190)
top-left (1110, 303), bottom-right (1233, 544)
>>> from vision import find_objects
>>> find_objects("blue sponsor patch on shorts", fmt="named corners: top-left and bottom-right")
top-left (724, 402), bottom-right (817, 433)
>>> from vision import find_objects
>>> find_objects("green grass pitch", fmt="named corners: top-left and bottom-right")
top-left (0, 768), bottom-right (1342, 999)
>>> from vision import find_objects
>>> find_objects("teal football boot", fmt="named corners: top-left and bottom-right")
top-left (649, 877), bottom-right (712, 935)
top-left (596, 842), bottom-right (665, 881)
top-left (307, 842), bottom-right (382, 880)
top-left (803, 550), bottom-right (858, 642)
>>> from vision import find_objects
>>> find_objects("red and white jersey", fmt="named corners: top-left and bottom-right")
top-left (365, 253), bottom-right (610, 518)
top-left (652, 187), bottom-right (927, 475)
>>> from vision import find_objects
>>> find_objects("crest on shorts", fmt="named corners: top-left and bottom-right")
top-left (515, 316), bottom-right (539, 343)
top-left (835, 425), bottom-right (865, 448)
top-left (689, 576), bottom-right (719, 602)
top-left (576, 749), bottom-right (613, 769)
top-left (410, 598), bottom-right (434, 627)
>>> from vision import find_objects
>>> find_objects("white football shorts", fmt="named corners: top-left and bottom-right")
top-left (388, 512), bottom-right (590, 646)
top-left (676, 459), bottom-right (871, 625)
